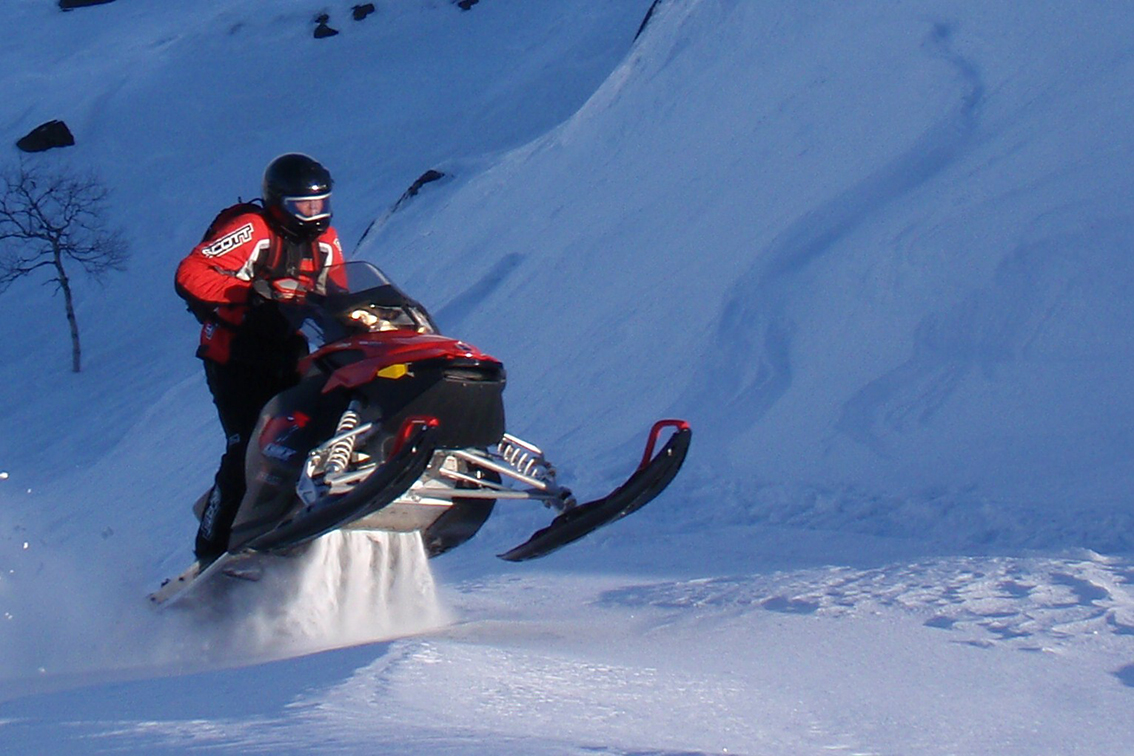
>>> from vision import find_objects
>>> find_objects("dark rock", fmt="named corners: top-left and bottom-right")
top-left (456, 0), bottom-right (479, 10)
top-left (352, 3), bottom-right (376, 21)
top-left (356, 169), bottom-right (447, 247)
top-left (59, 0), bottom-right (116, 9)
top-left (315, 13), bottom-right (330, 24)
top-left (389, 170), bottom-right (446, 214)
top-left (405, 170), bottom-right (445, 197)
top-left (17, 120), bottom-right (75, 153)
top-left (314, 22), bottom-right (339, 38)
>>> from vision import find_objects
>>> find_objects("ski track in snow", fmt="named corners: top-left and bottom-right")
top-left (703, 21), bottom-right (985, 434)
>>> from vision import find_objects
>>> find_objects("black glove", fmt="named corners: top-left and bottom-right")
top-left (252, 277), bottom-right (306, 303)
top-left (230, 292), bottom-right (292, 366)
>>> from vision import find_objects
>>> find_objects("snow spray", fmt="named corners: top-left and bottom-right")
top-left (198, 531), bottom-right (453, 661)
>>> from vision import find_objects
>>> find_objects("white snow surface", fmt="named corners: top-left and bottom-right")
top-left (1, 0), bottom-right (1133, 753)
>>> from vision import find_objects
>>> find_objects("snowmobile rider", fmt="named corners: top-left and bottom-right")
top-left (175, 153), bottom-right (345, 564)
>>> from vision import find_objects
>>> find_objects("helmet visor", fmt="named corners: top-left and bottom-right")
top-left (282, 193), bottom-right (332, 222)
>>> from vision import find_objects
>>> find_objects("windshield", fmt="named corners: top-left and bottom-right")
top-left (316, 260), bottom-right (394, 295)
top-left (298, 261), bottom-right (436, 348)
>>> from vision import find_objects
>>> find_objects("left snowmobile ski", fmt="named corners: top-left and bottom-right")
top-left (498, 420), bottom-right (691, 561)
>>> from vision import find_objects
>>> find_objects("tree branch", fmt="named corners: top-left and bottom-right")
top-left (0, 162), bottom-right (131, 371)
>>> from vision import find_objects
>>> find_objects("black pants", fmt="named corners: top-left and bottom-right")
top-left (195, 359), bottom-right (299, 560)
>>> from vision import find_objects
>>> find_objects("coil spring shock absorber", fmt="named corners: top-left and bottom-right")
top-left (498, 434), bottom-right (550, 481)
top-left (325, 400), bottom-right (362, 475)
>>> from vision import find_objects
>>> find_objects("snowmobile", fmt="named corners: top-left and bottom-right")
top-left (150, 261), bottom-right (690, 606)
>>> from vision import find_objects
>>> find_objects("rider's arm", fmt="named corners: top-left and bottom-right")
top-left (175, 213), bottom-right (273, 307)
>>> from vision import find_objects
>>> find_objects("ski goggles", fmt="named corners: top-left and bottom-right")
top-left (282, 193), bottom-right (332, 222)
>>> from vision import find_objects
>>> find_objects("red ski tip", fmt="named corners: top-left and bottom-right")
top-left (639, 419), bottom-right (691, 470)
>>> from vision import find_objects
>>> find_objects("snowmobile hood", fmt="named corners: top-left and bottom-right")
top-left (306, 331), bottom-right (503, 393)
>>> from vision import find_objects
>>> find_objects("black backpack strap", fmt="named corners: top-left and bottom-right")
top-left (199, 199), bottom-right (266, 243)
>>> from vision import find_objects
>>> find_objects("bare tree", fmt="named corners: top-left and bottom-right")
top-left (0, 163), bottom-right (128, 372)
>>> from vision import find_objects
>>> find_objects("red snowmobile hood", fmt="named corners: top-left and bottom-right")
top-left (303, 330), bottom-right (502, 393)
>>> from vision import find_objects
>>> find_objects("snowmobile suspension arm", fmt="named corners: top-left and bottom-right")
top-left (447, 448), bottom-right (556, 492)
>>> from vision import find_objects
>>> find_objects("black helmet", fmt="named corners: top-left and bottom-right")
top-left (262, 153), bottom-right (333, 240)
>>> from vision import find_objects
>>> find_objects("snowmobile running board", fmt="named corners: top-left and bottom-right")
top-left (148, 552), bottom-right (237, 607)
top-left (497, 420), bottom-right (692, 562)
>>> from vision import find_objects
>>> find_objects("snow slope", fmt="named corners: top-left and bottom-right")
top-left (1, 0), bottom-right (1133, 753)
top-left (370, 0), bottom-right (1134, 550)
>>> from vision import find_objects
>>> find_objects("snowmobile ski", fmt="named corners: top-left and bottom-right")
top-left (242, 417), bottom-right (439, 553)
top-left (498, 420), bottom-right (691, 562)
top-left (148, 419), bottom-right (439, 607)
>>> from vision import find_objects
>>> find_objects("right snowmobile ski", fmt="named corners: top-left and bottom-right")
top-left (241, 417), bottom-right (439, 552)
top-left (149, 419), bottom-right (439, 608)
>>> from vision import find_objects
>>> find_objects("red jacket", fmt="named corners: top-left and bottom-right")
top-left (176, 206), bottom-right (345, 365)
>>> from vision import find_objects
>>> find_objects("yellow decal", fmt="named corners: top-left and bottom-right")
top-left (376, 364), bottom-right (409, 379)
